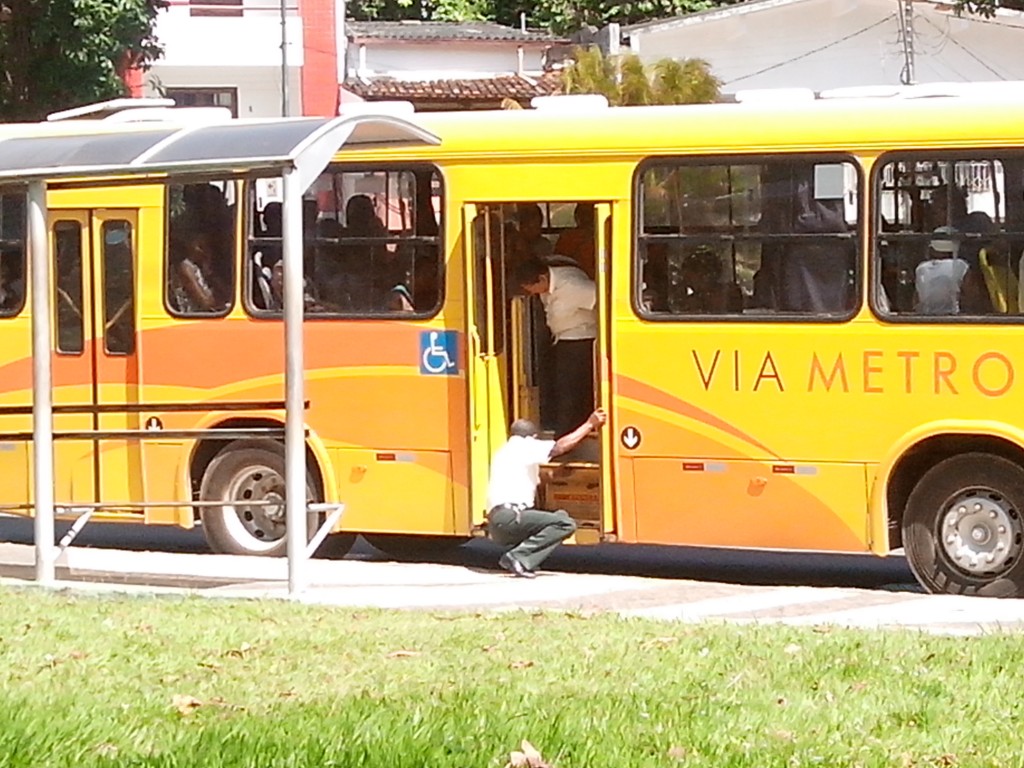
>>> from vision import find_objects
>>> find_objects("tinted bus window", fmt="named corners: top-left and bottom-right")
top-left (246, 167), bottom-right (443, 318)
top-left (166, 181), bottom-right (236, 317)
top-left (0, 192), bottom-right (26, 317)
top-left (103, 221), bottom-right (135, 355)
top-left (54, 221), bottom-right (84, 354)
top-left (636, 157), bottom-right (860, 320)
top-left (875, 155), bottom-right (1024, 320)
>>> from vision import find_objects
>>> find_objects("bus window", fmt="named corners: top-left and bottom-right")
top-left (875, 156), bottom-right (1024, 319)
top-left (102, 221), bottom-right (135, 355)
top-left (165, 181), bottom-right (235, 316)
top-left (0, 191), bottom-right (26, 317)
top-left (636, 157), bottom-right (859, 319)
top-left (53, 221), bottom-right (84, 354)
top-left (245, 167), bottom-right (443, 317)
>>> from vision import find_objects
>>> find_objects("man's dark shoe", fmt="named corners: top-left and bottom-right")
top-left (499, 552), bottom-right (536, 578)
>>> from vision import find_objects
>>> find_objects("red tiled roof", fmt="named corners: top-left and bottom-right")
top-left (345, 21), bottom-right (566, 44)
top-left (345, 72), bottom-right (564, 103)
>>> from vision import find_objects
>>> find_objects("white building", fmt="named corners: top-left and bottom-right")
top-left (137, 2), bottom-right (566, 117)
top-left (140, 0), bottom-right (316, 118)
top-left (341, 21), bottom-right (566, 110)
top-left (624, 0), bottom-right (1024, 95)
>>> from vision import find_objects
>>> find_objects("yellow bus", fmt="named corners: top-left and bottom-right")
top-left (5, 94), bottom-right (1024, 597)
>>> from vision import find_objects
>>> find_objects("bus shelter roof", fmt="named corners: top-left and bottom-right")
top-left (0, 113), bottom-right (439, 189)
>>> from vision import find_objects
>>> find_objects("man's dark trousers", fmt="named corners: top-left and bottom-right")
top-left (553, 338), bottom-right (594, 437)
top-left (487, 505), bottom-right (577, 572)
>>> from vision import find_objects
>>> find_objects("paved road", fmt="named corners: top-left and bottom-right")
top-left (0, 514), bottom-right (916, 590)
top-left (6, 515), bottom-right (1024, 635)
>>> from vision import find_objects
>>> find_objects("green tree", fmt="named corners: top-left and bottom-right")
top-left (533, 0), bottom-right (721, 35)
top-left (0, 0), bottom-right (165, 122)
top-left (562, 47), bottom-right (720, 106)
top-left (955, 1), bottom-right (1024, 15)
top-left (347, 0), bottom-right (746, 34)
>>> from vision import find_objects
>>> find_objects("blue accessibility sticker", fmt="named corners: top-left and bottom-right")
top-left (419, 330), bottom-right (459, 375)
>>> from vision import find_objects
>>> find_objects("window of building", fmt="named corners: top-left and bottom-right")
top-left (164, 87), bottom-right (238, 118)
top-left (165, 181), bottom-right (237, 317)
top-left (636, 157), bottom-right (860, 320)
top-left (0, 191), bottom-right (26, 318)
top-left (875, 154), bottom-right (1024, 320)
top-left (246, 166), bottom-right (443, 318)
top-left (189, 0), bottom-right (242, 17)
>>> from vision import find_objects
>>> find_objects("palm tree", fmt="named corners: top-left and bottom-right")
top-left (561, 47), bottom-right (720, 106)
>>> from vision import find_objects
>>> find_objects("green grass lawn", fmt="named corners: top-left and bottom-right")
top-left (0, 585), bottom-right (1022, 767)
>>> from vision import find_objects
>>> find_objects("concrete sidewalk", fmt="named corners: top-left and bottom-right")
top-left (0, 540), bottom-right (672, 609)
top-left (4, 541), bottom-right (1024, 635)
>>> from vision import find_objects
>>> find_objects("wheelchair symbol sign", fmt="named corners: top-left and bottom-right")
top-left (419, 330), bottom-right (459, 375)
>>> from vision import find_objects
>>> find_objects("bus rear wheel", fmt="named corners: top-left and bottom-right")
top-left (200, 439), bottom-right (321, 557)
top-left (903, 453), bottom-right (1024, 597)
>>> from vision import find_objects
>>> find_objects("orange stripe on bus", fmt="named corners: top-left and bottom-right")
top-left (615, 374), bottom-right (782, 460)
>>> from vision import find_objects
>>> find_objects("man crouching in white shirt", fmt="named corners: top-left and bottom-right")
top-left (486, 409), bottom-right (608, 578)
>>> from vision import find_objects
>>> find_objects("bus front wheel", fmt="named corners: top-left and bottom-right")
top-left (903, 453), bottom-right (1024, 597)
top-left (200, 439), bottom-right (321, 557)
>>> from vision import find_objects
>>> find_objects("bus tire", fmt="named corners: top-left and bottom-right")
top-left (199, 439), bottom-right (319, 557)
top-left (903, 453), bottom-right (1024, 598)
top-left (364, 534), bottom-right (469, 560)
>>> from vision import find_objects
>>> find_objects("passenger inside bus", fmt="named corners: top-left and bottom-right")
top-left (961, 210), bottom-right (1018, 314)
top-left (183, 182), bottom-right (233, 264)
top-left (309, 217), bottom-right (349, 309)
top-left (517, 258), bottom-right (597, 437)
top-left (261, 202), bottom-right (282, 238)
top-left (168, 230), bottom-right (232, 314)
top-left (921, 183), bottom-right (968, 233)
top-left (754, 171), bottom-right (854, 314)
top-left (914, 227), bottom-right (971, 315)
top-left (553, 203), bottom-right (596, 277)
top-left (341, 194), bottom-right (401, 311)
top-left (0, 249), bottom-right (24, 313)
top-left (673, 246), bottom-right (742, 314)
top-left (511, 203), bottom-right (554, 263)
top-left (266, 258), bottom-right (339, 313)
top-left (167, 182), bottom-right (235, 315)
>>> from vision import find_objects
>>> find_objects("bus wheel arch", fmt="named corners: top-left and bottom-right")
top-left (903, 452), bottom-right (1024, 597)
top-left (884, 433), bottom-right (1024, 550)
top-left (188, 418), bottom-right (327, 511)
top-left (189, 422), bottom-right (353, 557)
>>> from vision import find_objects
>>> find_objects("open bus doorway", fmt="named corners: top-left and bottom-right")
top-left (464, 201), bottom-right (612, 544)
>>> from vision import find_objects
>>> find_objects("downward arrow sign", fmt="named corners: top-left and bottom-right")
top-left (621, 426), bottom-right (641, 450)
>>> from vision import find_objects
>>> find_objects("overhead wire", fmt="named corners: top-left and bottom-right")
top-left (724, 13), bottom-right (896, 85)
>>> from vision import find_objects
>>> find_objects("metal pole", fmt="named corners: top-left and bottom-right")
top-left (28, 180), bottom-right (56, 585)
top-left (282, 166), bottom-right (307, 595)
top-left (899, 0), bottom-right (915, 86)
top-left (281, 0), bottom-right (289, 117)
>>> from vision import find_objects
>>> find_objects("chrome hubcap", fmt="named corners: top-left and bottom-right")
top-left (225, 465), bottom-right (286, 541)
top-left (940, 490), bottom-right (1022, 576)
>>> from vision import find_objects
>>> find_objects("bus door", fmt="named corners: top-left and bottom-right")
top-left (49, 210), bottom-right (142, 511)
top-left (536, 203), bottom-right (616, 544)
top-left (463, 200), bottom-right (617, 544)
top-left (594, 203), bottom-right (615, 542)
top-left (462, 204), bottom-right (511, 527)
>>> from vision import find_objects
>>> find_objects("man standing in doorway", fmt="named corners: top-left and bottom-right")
top-left (517, 258), bottom-right (598, 437)
top-left (487, 409), bottom-right (608, 577)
